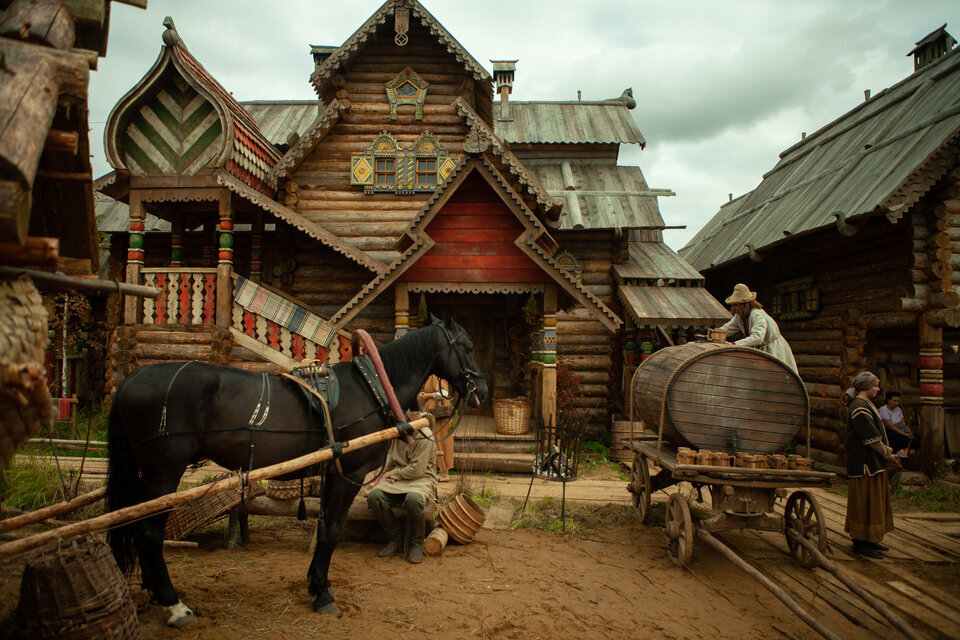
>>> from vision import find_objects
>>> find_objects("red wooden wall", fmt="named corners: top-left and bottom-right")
top-left (400, 172), bottom-right (551, 283)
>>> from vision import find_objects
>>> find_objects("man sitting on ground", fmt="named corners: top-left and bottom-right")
top-left (366, 423), bottom-right (438, 564)
top-left (878, 392), bottom-right (915, 454)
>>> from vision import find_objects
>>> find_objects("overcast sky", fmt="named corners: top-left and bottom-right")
top-left (89, 0), bottom-right (960, 251)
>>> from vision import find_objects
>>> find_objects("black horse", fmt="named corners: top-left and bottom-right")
top-left (107, 317), bottom-right (487, 627)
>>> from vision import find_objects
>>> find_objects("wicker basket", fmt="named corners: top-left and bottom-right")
top-left (266, 478), bottom-right (306, 500)
top-left (6, 534), bottom-right (141, 639)
top-left (164, 475), bottom-right (265, 541)
top-left (493, 397), bottom-right (531, 435)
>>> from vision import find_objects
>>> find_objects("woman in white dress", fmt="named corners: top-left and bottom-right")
top-left (718, 283), bottom-right (799, 375)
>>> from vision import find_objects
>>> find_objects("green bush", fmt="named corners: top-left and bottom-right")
top-left (2, 457), bottom-right (68, 511)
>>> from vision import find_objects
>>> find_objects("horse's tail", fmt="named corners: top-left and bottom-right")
top-left (107, 397), bottom-right (142, 575)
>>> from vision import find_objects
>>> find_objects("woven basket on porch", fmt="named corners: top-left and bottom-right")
top-left (493, 397), bottom-right (531, 435)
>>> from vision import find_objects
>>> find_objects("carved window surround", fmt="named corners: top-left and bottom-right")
top-left (770, 276), bottom-right (819, 319)
top-left (351, 132), bottom-right (457, 194)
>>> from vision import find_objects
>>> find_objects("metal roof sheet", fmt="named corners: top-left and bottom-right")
top-left (531, 164), bottom-right (665, 230)
top-left (615, 242), bottom-right (703, 281)
top-left (680, 46), bottom-right (960, 271)
top-left (242, 101), bottom-right (320, 147)
top-left (96, 193), bottom-right (166, 233)
top-left (618, 284), bottom-right (730, 326)
top-left (494, 101), bottom-right (645, 146)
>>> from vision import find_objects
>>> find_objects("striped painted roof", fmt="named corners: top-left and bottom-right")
top-left (104, 19), bottom-right (280, 196)
top-left (680, 44), bottom-right (960, 271)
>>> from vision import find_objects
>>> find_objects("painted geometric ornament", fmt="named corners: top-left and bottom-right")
top-left (385, 67), bottom-right (428, 120)
top-left (351, 131), bottom-right (457, 194)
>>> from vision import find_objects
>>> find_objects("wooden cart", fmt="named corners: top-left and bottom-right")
top-left (627, 436), bottom-right (836, 567)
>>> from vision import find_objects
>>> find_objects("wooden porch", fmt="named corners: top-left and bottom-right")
top-left (451, 412), bottom-right (537, 474)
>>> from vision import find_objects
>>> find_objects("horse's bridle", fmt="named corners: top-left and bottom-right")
top-left (437, 323), bottom-right (485, 399)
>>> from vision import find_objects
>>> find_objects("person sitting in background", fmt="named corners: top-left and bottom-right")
top-left (366, 423), bottom-right (438, 564)
top-left (717, 283), bottom-right (799, 375)
top-left (878, 392), bottom-right (915, 454)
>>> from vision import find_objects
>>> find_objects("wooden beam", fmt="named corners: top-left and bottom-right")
top-left (0, 236), bottom-right (58, 268)
top-left (0, 266), bottom-right (160, 298)
top-left (0, 38), bottom-right (89, 99)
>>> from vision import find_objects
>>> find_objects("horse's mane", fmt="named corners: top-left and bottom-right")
top-left (377, 323), bottom-right (441, 380)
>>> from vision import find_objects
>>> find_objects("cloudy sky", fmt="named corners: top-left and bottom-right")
top-left (89, 0), bottom-right (960, 251)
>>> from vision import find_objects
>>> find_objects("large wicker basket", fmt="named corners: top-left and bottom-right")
top-left (493, 397), bottom-right (531, 435)
top-left (5, 534), bottom-right (141, 639)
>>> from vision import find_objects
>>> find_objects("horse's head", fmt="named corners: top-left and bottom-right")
top-left (432, 316), bottom-right (488, 408)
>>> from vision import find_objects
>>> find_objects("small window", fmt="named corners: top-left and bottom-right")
top-left (416, 158), bottom-right (436, 186)
top-left (375, 158), bottom-right (396, 185)
top-left (772, 276), bottom-right (819, 320)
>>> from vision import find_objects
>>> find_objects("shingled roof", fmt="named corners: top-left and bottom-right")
top-left (494, 100), bottom-right (645, 147)
top-left (680, 43), bottom-right (960, 271)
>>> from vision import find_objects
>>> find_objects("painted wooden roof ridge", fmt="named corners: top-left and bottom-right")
top-left (309, 0), bottom-right (490, 98)
top-left (269, 99), bottom-right (345, 180)
top-left (103, 17), bottom-right (281, 196)
top-left (680, 44), bottom-right (960, 271)
top-left (329, 158), bottom-right (623, 332)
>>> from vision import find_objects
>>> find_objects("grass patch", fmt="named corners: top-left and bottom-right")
top-left (891, 483), bottom-right (960, 513)
top-left (1, 457), bottom-right (70, 511)
top-left (470, 487), bottom-right (498, 510)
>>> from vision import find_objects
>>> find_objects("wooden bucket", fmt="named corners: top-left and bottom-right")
top-left (438, 494), bottom-right (486, 544)
top-left (631, 342), bottom-right (808, 455)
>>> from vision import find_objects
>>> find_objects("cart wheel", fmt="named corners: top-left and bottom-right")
top-left (665, 493), bottom-right (694, 566)
top-left (630, 452), bottom-right (652, 524)
top-left (784, 490), bottom-right (827, 568)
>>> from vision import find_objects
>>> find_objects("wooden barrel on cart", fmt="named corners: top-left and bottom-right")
top-left (631, 342), bottom-right (808, 454)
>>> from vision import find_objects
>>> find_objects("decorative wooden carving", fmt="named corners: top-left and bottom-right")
top-left (394, 3), bottom-right (409, 46)
top-left (384, 67), bottom-right (428, 120)
top-left (351, 132), bottom-right (457, 194)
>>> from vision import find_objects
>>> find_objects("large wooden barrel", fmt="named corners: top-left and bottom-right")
top-left (631, 342), bottom-right (808, 454)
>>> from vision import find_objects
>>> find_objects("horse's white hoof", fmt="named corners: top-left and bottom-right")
top-left (318, 601), bottom-right (340, 616)
top-left (164, 601), bottom-right (197, 628)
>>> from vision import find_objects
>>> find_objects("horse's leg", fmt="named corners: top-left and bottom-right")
top-left (134, 464), bottom-right (196, 628)
top-left (307, 474), bottom-right (360, 614)
top-left (226, 509), bottom-right (251, 547)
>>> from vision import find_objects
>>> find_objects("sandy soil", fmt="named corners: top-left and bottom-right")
top-left (32, 508), bottom-right (871, 640)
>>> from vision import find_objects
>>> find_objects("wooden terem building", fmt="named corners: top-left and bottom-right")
top-left (98, 1), bottom-right (727, 455)
top-left (680, 26), bottom-right (960, 477)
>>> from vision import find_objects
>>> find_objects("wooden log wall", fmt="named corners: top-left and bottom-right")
top-left (703, 217), bottom-right (914, 461)
top-left (295, 19), bottom-right (482, 258)
top-left (554, 231), bottom-right (622, 429)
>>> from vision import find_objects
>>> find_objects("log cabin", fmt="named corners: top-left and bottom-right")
top-left (96, 0), bottom-right (728, 471)
top-left (679, 25), bottom-right (960, 477)
top-left (0, 0), bottom-right (148, 466)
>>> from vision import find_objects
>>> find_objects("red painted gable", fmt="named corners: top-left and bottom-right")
top-left (400, 173), bottom-right (551, 284)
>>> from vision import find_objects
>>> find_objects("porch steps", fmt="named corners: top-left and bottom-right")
top-left (450, 413), bottom-right (535, 474)
top-left (454, 451), bottom-right (534, 474)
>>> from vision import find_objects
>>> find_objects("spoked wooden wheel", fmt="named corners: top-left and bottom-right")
top-left (664, 493), bottom-right (694, 566)
top-left (630, 452), bottom-right (652, 524)
top-left (784, 490), bottom-right (827, 568)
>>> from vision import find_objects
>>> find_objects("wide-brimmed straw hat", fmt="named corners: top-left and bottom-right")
top-left (725, 283), bottom-right (757, 305)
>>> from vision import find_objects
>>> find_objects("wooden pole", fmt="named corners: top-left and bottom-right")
top-left (0, 417), bottom-right (430, 560)
top-left (0, 267), bottom-right (160, 298)
top-left (0, 487), bottom-right (106, 533)
top-left (697, 530), bottom-right (844, 640)
top-left (786, 531), bottom-right (928, 640)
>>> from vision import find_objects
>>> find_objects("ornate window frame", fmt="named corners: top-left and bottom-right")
top-left (385, 67), bottom-right (429, 121)
top-left (351, 132), bottom-right (457, 194)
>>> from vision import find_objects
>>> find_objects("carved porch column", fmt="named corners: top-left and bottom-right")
top-left (216, 191), bottom-right (233, 327)
top-left (394, 283), bottom-right (409, 340)
top-left (539, 284), bottom-right (558, 426)
top-left (919, 315), bottom-right (945, 476)
top-left (124, 193), bottom-right (145, 324)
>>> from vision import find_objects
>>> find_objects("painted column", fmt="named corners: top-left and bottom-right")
top-left (540, 285), bottom-right (558, 427)
top-left (124, 194), bottom-right (145, 324)
top-left (250, 212), bottom-right (264, 283)
top-left (216, 191), bottom-right (234, 327)
top-left (919, 314), bottom-right (945, 476)
top-left (170, 213), bottom-right (184, 267)
top-left (394, 283), bottom-right (409, 339)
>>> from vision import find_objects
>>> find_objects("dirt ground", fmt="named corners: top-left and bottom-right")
top-left (2, 470), bottom-right (958, 639)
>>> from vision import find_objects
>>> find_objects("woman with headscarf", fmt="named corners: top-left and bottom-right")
top-left (844, 371), bottom-right (900, 558)
top-left (717, 283), bottom-right (799, 374)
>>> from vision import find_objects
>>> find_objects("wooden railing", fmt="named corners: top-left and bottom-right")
top-left (141, 268), bottom-right (218, 325)
top-left (229, 274), bottom-right (350, 367)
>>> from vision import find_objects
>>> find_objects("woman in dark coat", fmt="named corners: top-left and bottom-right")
top-left (844, 371), bottom-right (900, 558)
